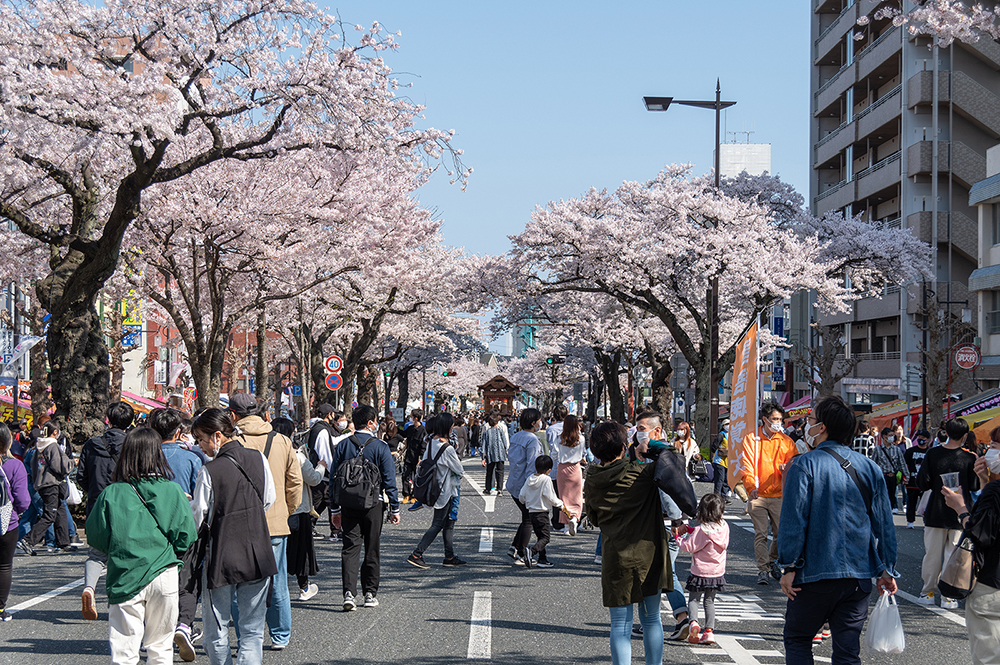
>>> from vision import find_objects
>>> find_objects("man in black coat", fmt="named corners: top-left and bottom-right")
top-left (76, 401), bottom-right (134, 621)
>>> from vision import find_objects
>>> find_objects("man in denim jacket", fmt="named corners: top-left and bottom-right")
top-left (776, 395), bottom-right (898, 665)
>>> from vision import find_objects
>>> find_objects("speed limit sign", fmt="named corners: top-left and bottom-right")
top-left (324, 355), bottom-right (343, 374)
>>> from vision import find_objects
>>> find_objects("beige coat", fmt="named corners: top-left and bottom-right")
top-left (236, 416), bottom-right (303, 537)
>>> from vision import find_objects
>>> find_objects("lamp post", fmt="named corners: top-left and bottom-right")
top-left (643, 80), bottom-right (736, 448)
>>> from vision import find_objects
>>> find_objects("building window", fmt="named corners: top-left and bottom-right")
top-left (990, 291), bottom-right (1000, 335)
top-left (993, 203), bottom-right (1000, 246)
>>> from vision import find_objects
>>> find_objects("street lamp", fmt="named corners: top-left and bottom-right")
top-left (643, 79), bottom-right (736, 448)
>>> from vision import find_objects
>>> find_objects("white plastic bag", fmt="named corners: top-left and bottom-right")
top-left (65, 480), bottom-right (83, 506)
top-left (865, 591), bottom-right (906, 654)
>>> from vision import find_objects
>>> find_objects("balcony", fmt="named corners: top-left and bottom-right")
top-left (960, 35), bottom-right (1000, 70)
top-left (815, 121), bottom-right (856, 166)
top-left (856, 289), bottom-right (902, 320)
top-left (905, 281), bottom-right (972, 314)
top-left (815, 179), bottom-right (857, 213)
top-left (908, 70), bottom-right (1000, 138)
top-left (855, 27), bottom-right (901, 82)
top-left (816, 62), bottom-right (856, 113)
top-left (906, 210), bottom-right (979, 261)
top-left (815, 3), bottom-right (857, 63)
top-left (855, 85), bottom-right (901, 140)
top-left (907, 140), bottom-right (986, 188)
top-left (855, 151), bottom-right (901, 200)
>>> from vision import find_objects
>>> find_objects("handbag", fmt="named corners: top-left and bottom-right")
top-left (0, 460), bottom-right (14, 534)
top-left (916, 490), bottom-right (931, 516)
top-left (938, 533), bottom-right (980, 600)
top-left (688, 456), bottom-right (708, 478)
top-left (65, 479), bottom-right (84, 505)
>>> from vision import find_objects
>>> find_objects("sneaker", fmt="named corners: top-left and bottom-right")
top-left (769, 562), bottom-right (782, 581)
top-left (594, 555), bottom-right (602, 565)
top-left (521, 548), bottom-right (533, 569)
top-left (892, 508), bottom-right (900, 514)
top-left (483, 489), bottom-right (493, 496)
top-left (343, 592), bottom-right (356, 612)
top-left (328, 534), bottom-right (341, 543)
top-left (812, 632), bottom-right (823, 645)
top-left (407, 553), bottom-right (430, 570)
top-left (16, 539), bottom-right (35, 556)
top-left (174, 624), bottom-right (196, 662)
top-left (687, 620), bottom-right (701, 644)
top-left (941, 597), bottom-right (959, 610)
top-left (513, 556), bottom-right (526, 566)
top-left (298, 583), bottom-right (319, 601)
top-left (631, 624), bottom-right (643, 638)
top-left (506, 546), bottom-right (517, 560)
top-left (270, 643), bottom-right (287, 651)
top-left (81, 587), bottom-right (98, 621)
top-left (757, 571), bottom-right (770, 585)
top-left (408, 502), bottom-right (424, 512)
top-left (190, 629), bottom-right (203, 644)
top-left (667, 617), bottom-right (690, 641)
top-left (906, 522), bottom-right (915, 529)
top-left (534, 559), bottom-right (555, 568)
top-left (0, 610), bottom-right (11, 622)
top-left (699, 629), bottom-right (715, 645)
top-left (363, 592), bottom-right (379, 608)
top-left (821, 629), bottom-right (830, 640)
top-left (916, 593), bottom-right (935, 605)
top-left (568, 517), bottom-right (578, 536)
top-left (443, 556), bottom-right (467, 567)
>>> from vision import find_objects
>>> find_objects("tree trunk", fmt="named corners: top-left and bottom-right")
top-left (586, 374), bottom-right (603, 422)
top-left (107, 312), bottom-right (126, 402)
top-left (356, 366), bottom-right (375, 409)
top-left (398, 368), bottom-right (411, 415)
top-left (43, 300), bottom-right (110, 447)
top-left (595, 349), bottom-right (625, 423)
top-left (255, 309), bottom-right (268, 400)
top-left (29, 305), bottom-right (51, 425)
top-left (692, 362), bottom-right (712, 452)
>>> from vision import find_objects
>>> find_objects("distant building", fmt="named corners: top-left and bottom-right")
top-left (719, 143), bottom-right (771, 178)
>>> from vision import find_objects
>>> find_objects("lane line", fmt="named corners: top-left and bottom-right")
top-left (467, 591), bottom-right (492, 659)
top-left (479, 527), bottom-right (494, 553)
top-left (9, 577), bottom-right (86, 614)
top-left (713, 635), bottom-right (771, 665)
top-left (896, 590), bottom-right (967, 627)
top-left (463, 475), bottom-right (496, 513)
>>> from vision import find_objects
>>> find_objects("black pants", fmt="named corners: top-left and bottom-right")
top-left (177, 537), bottom-right (205, 628)
top-left (0, 527), bottom-right (17, 610)
top-left (311, 480), bottom-right (331, 535)
top-left (883, 473), bottom-right (898, 510)
top-left (550, 479), bottom-right (563, 531)
top-left (510, 498), bottom-right (533, 551)
top-left (906, 487), bottom-right (921, 523)
top-left (401, 463), bottom-right (417, 498)
top-left (783, 577), bottom-right (871, 665)
top-left (712, 462), bottom-right (729, 496)
top-left (341, 503), bottom-right (384, 596)
top-left (27, 485), bottom-right (69, 548)
top-left (529, 512), bottom-right (551, 561)
top-left (485, 462), bottom-right (505, 492)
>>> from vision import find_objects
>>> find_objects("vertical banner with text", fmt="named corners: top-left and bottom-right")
top-left (728, 322), bottom-right (759, 490)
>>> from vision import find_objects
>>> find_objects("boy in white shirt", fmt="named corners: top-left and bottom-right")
top-left (518, 455), bottom-right (574, 568)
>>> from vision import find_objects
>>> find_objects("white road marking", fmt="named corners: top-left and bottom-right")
top-left (814, 658), bottom-right (833, 663)
top-left (713, 594), bottom-right (784, 623)
top-left (713, 634), bottom-right (776, 665)
top-left (9, 577), bottom-right (86, 614)
top-left (463, 474), bottom-right (496, 513)
top-left (896, 590), bottom-right (967, 627)
top-left (467, 591), bottom-right (492, 659)
top-left (479, 528), bottom-right (494, 553)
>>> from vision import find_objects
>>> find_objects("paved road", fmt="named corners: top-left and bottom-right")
top-left (1, 458), bottom-right (976, 664)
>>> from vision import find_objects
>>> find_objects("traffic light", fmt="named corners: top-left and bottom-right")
top-left (442, 369), bottom-right (456, 377)
top-left (383, 371), bottom-right (391, 378)
top-left (546, 355), bottom-right (566, 365)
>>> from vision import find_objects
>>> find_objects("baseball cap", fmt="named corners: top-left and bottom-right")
top-left (229, 392), bottom-right (259, 417)
top-left (318, 404), bottom-right (335, 417)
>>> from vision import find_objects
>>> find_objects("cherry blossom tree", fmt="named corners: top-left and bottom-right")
top-left (860, 1), bottom-right (1000, 46)
top-left (508, 166), bottom-right (931, 443)
top-left (0, 0), bottom-right (466, 441)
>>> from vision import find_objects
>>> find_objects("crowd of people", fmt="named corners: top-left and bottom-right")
top-left (0, 394), bottom-right (998, 665)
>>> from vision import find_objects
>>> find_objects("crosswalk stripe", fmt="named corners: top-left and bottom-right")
top-left (467, 591), bottom-right (492, 659)
top-left (479, 528), bottom-right (494, 553)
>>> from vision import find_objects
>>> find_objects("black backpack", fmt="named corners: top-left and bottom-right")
top-left (307, 420), bottom-right (334, 468)
top-left (413, 441), bottom-right (450, 507)
top-left (332, 435), bottom-right (383, 511)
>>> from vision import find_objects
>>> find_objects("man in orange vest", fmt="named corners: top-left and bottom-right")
top-left (737, 399), bottom-right (799, 585)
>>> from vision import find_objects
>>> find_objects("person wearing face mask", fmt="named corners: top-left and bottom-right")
top-left (939, 440), bottom-right (1000, 664)
top-left (903, 431), bottom-right (932, 528)
top-left (734, 400), bottom-right (798, 585)
top-left (872, 428), bottom-right (908, 514)
top-left (307, 404), bottom-right (339, 540)
top-left (777, 396), bottom-right (898, 665)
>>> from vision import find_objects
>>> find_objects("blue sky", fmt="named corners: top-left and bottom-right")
top-left (331, 1), bottom-right (811, 352)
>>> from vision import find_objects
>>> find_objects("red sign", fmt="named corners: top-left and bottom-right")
top-left (325, 374), bottom-right (343, 391)
top-left (955, 343), bottom-right (982, 371)
top-left (324, 355), bottom-right (343, 374)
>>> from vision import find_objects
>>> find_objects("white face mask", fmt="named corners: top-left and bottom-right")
top-left (635, 431), bottom-right (650, 445)
top-left (885, 435), bottom-right (896, 444)
top-left (766, 420), bottom-right (783, 433)
top-left (986, 448), bottom-right (1000, 474)
top-left (674, 430), bottom-right (684, 438)
top-left (804, 423), bottom-right (820, 449)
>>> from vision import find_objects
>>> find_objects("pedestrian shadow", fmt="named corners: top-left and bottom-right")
top-left (313, 653), bottom-right (609, 664)
top-left (425, 616), bottom-right (606, 639)
top-left (1, 637), bottom-right (106, 655)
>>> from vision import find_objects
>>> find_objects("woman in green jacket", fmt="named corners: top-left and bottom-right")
top-left (86, 428), bottom-right (197, 665)
top-left (584, 421), bottom-right (697, 665)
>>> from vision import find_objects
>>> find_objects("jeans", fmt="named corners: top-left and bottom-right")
top-left (203, 576), bottom-right (269, 665)
top-left (905, 487), bottom-right (921, 523)
top-left (609, 594), bottom-right (662, 665)
top-left (783, 577), bottom-right (871, 665)
top-left (266, 536), bottom-right (291, 647)
top-left (595, 533), bottom-right (602, 557)
top-left (485, 462), bottom-right (504, 492)
top-left (712, 463), bottom-right (728, 496)
top-left (26, 485), bottom-right (69, 548)
top-left (663, 534), bottom-right (687, 617)
top-left (413, 506), bottom-right (456, 560)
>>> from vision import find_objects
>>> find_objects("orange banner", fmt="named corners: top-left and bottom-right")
top-left (728, 321), bottom-right (758, 490)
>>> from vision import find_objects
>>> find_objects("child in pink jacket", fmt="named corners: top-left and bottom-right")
top-left (677, 493), bottom-right (729, 645)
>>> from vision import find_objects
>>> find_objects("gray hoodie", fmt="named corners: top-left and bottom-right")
top-left (33, 436), bottom-right (70, 490)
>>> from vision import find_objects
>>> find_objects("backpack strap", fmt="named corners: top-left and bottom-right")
top-left (263, 431), bottom-right (276, 460)
top-left (426, 440), bottom-right (450, 465)
top-left (219, 453), bottom-right (264, 505)
top-left (818, 446), bottom-right (873, 523)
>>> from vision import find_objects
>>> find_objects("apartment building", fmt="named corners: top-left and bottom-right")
top-left (970, 144), bottom-right (1000, 381)
top-left (803, 0), bottom-right (1000, 407)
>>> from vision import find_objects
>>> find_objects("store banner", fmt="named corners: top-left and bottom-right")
top-left (728, 322), bottom-right (759, 491)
